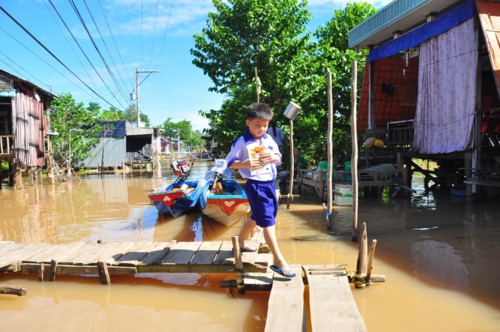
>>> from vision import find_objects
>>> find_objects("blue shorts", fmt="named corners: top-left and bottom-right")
top-left (245, 179), bottom-right (278, 228)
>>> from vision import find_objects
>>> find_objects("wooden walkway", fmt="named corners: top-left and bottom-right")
top-left (265, 265), bottom-right (367, 332)
top-left (0, 241), bottom-right (367, 331)
top-left (0, 240), bottom-right (272, 278)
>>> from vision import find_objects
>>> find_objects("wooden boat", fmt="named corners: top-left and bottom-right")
top-left (148, 180), bottom-right (203, 218)
top-left (199, 179), bottom-right (251, 227)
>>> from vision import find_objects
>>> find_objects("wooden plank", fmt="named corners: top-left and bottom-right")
top-left (213, 241), bottom-right (234, 265)
top-left (137, 242), bottom-right (175, 265)
top-left (71, 242), bottom-right (118, 265)
top-left (0, 244), bottom-right (47, 270)
top-left (115, 242), bottom-right (169, 266)
top-left (21, 263), bottom-right (137, 275)
top-left (93, 242), bottom-right (136, 265)
top-left (22, 243), bottom-right (71, 263)
top-left (304, 265), bottom-right (367, 332)
top-left (190, 241), bottom-right (221, 265)
top-left (243, 271), bottom-right (273, 291)
top-left (264, 265), bottom-right (305, 332)
top-left (60, 243), bottom-right (101, 265)
top-left (47, 242), bottom-right (88, 263)
top-left (0, 242), bottom-right (20, 255)
top-left (161, 241), bottom-right (201, 265)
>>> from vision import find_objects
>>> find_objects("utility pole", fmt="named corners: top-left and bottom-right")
top-left (134, 68), bottom-right (159, 127)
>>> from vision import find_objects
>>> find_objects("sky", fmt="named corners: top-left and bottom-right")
top-left (0, 0), bottom-right (391, 131)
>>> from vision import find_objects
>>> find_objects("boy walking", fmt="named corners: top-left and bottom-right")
top-left (225, 102), bottom-right (296, 278)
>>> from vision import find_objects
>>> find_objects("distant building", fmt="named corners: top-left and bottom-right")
top-left (80, 120), bottom-right (154, 168)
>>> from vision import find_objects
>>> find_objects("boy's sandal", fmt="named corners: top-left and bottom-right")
top-left (240, 246), bottom-right (257, 253)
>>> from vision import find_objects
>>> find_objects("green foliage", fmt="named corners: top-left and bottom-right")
top-left (191, 0), bottom-right (377, 167)
top-left (191, 0), bottom-right (314, 152)
top-left (303, 2), bottom-right (376, 165)
top-left (48, 93), bottom-right (102, 168)
top-left (160, 118), bottom-right (205, 153)
top-left (120, 104), bottom-right (151, 127)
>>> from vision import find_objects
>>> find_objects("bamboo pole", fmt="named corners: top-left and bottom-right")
top-left (351, 60), bottom-right (359, 242)
top-left (287, 119), bottom-right (295, 209)
top-left (326, 70), bottom-right (334, 228)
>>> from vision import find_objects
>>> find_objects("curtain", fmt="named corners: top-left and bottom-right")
top-left (411, 18), bottom-right (477, 154)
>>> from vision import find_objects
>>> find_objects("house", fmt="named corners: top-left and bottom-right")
top-left (0, 69), bottom-right (55, 186)
top-left (348, 0), bottom-right (500, 197)
top-left (79, 120), bottom-right (155, 169)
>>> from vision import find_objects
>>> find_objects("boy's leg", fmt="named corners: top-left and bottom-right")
top-left (238, 218), bottom-right (256, 248)
top-left (262, 225), bottom-right (294, 277)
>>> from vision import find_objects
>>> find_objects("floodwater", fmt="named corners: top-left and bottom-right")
top-left (0, 161), bottom-right (499, 332)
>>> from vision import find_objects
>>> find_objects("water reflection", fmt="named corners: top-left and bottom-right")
top-left (0, 165), bottom-right (499, 331)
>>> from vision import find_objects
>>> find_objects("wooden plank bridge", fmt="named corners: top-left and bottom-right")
top-left (0, 240), bottom-right (367, 331)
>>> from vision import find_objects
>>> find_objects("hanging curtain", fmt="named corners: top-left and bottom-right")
top-left (411, 18), bottom-right (477, 154)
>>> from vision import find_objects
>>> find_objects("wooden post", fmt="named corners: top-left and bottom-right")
top-left (38, 262), bottom-right (45, 281)
top-left (97, 261), bottom-right (111, 285)
top-left (366, 239), bottom-right (377, 284)
top-left (231, 235), bottom-right (245, 293)
top-left (326, 70), bottom-right (334, 228)
top-left (351, 60), bottom-right (359, 242)
top-left (354, 222), bottom-right (368, 288)
top-left (287, 119), bottom-right (294, 209)
top-left (28, 168), bottom-right (34, 185)
top-left (50, 260), bottom-right (58, 281)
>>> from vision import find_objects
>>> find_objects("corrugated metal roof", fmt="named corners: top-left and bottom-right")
top-left (348, 0), bottom-right (464, 49)
top-left (477, 1), bottom-right (500, 98)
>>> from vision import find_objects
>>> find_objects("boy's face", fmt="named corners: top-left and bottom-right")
top-left (246, 118), bottom-right (270, 139)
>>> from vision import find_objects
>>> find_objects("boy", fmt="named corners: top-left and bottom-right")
top-left (225, 102), bottom-right (296, 278)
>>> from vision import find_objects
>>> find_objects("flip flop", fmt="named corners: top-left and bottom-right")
top-left (270, 265), bottom-right (296, 278)
top-left (240, 246), bottom-right (257, 253)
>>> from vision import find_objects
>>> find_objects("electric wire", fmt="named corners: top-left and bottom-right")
top-left (83, 0), bottom-right (131, 103)
top-left (0, 5), bottom-right (120, 109)
top-left (68, 0), bottom-right (127, 108)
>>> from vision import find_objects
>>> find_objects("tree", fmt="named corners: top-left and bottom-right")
top-left (160, 118), bottom-right (205, 154)
top-left (191, 0), bottom-right (313, 151)
top-left (48, 93), bottom-right (101, 168)
top-left (123, 104), bottom-right (151, 127)
top-left (304, 2), bottom-right (376, 165)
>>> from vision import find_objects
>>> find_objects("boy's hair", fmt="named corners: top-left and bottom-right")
top-left (246, 102), bottom-right (273, 121)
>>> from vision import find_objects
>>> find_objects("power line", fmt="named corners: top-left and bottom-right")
top-left (0, 5), bottom-right (120, 109)
top-left (67, 0), bottom-right (126, 108)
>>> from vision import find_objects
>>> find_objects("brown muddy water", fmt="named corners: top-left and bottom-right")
top-left (0, 161), bottom-right (499, 332)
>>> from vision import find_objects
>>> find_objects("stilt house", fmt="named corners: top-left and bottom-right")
top-left (0, 69), bottom-right (54, 185)
top-left (348, 0), bottom-right (500, 197)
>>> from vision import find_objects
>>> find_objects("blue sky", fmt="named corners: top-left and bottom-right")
top-left (0, 0), bottom-right (391, 131)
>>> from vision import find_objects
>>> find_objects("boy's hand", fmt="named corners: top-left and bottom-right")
top-left (258, 151), bottom-right (274, 164)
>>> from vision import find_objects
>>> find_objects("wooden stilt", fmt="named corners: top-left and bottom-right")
top-left (97, 261), bottom-right (111, 285)
top-left (355, 222), bottom-right (368, 288)
top-left (38, 263), bottom-right (45, 281)
top-left (231, 235), bottom-right (245, 293)
top-left (366, 239), bottom-right (377, 284)
top-left (50, 260), bottom-right (58, 281)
